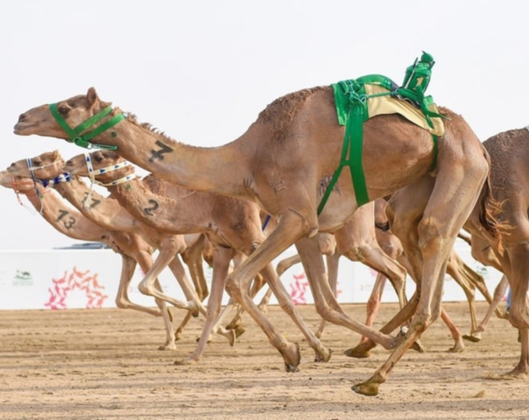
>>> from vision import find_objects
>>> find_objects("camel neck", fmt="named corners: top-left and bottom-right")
top-left (23, 188), bottom-right (106, 241)
top-left (54, 178), bottom-right (136, 232)
top-left (89, 116), bottom-right (255, 199)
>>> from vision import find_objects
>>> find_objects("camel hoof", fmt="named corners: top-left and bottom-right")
top-left (462, 334), bottom-right (481, 343)
top-left (448, 342), bottom-right (465, 353)
top-left (158, 343), bottom-right (177, 351)
top-left (174, 331), bottom-right (183, 342)
top-left (234, 326), bottom-right (246, 339)
top-left (258, 304), bottom-right (268, 314)
top-left (225, 318), bottom-right (242, 331)
top-left (314, 347), bottom-right (332, 363)
top-left (225, 329), bottom-right (237, 347)
top-left (174, 358), bottom-right (198, 366)
top-left (351, 381), bottom-right (379, 396)
top-left (345, 346), bottom-right (371, 359)
top-left (497, 310), bottom-right (509, 320)
top-left (411, 339), bottom-right (425, 353)
top-left (279, 342), bottom-right (301, 372)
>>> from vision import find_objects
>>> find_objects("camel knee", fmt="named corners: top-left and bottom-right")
top-left (138, 281), bottom-right (151, 296)
top-left (412, 308), bottom-right (440, 332)
top-left (314, 301), bottom-right (336, 322)
top-left (418, 217), bottom-right (446, 252)
top-left (508, 307), bottom-right (529, 330)
top-left (115, 297), bottom-right (129, 309)
top-left (276, 260), bottom-right (292, 277)
top-left (342, 243), bottom-right (372, 262)
top-left (224, 275), bottom-right (243, 302)
top-left (380, 241), bottom-right (402, 259)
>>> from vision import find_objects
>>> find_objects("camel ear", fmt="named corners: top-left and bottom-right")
top-left (51, 150), bottom-right (61, 160)
top-left (87, 87), bottom-right (99, 107)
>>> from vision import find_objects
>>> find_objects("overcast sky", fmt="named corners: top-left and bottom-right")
top-left (1, 0), bottom-right (527, 249)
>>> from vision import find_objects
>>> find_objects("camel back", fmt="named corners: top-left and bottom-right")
top-left (318, 52), bottom-right (446, 214)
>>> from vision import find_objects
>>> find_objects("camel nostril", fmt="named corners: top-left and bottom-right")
top-left (18, 114), bottom-right (27, 123)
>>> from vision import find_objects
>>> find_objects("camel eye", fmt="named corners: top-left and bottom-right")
top-left (58, 105), bottom-right (69, 115)
top-left (33, 159), bottom-right (41, 166)
top-left (94, 155), bottom-right (103, 163)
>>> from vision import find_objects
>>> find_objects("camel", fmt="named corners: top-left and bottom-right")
top-left (0, 165), bottom-right (185, 349)
top-left (13, 85), bottom-right (500, 395)
top-left (63, 150), bottom-right (417, 363)
top-left (460, 127), bottom-right (529, 378)
top-left (4, 152), bottom-right (219, 348)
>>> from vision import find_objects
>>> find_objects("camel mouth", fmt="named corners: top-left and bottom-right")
top-left (13, 122), bottom-right (37, 135)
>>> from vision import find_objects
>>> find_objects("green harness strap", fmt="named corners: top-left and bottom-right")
top-left (317, 97), bottom-right (368, 215)
top-left (49, 103), bottom-right (124, 150)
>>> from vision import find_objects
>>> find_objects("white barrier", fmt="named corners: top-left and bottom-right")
top-left (0, 239), bottom-right (505, 310)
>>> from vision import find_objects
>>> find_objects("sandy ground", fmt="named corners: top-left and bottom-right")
top-left (1, 301), bottom-right (529, 420)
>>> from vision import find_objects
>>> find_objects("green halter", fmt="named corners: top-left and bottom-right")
top-left (49, 103), bottom-right (124, 150)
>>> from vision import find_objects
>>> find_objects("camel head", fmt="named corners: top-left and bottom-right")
top-left (64, 150), bottom-right (135, 185)
top-left (7, 150), bottom-right (65, 181)
top-left (14, 88), bottom-right (114, 142)
top-left (0, 171), bottom-right (37, 193)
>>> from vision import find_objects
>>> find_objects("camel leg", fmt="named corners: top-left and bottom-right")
top-left (441, 308), bottom-right (465, 352)
top-left (352, 153), bottom-right (488, 396)
top-left (444, 250), bottom-right (479, 343)
top-left (315, 252), bottom-right (340, 338)
top-left (225, 273), bottom-right (267, 337)
top-left (224, 211), bottom-right (331, 371)
top-left (134, 250), bottom-right (177, 351)
top-left (508, 328), bottom-right (529, 378)
top-left (138, 238), bottom-right (201, 312)
top-left (475, 274), bottom-right (509, 334)
top-left (166, 253), bottom-right (207, 316)
top-left (175, 236), bottom-right (210, 341)
top-left (294, 235), bottom-right (398, 350)
top-left (181, 234), bottom-right (209, 301)
top-left (335, 204), bottom-right (408, 310)
top-left (258, 287), bottom-right (274, 312)
top-left (114, 254), bottom-right (162, 316)
top-left (356, 272), bottom-right (387, 345)
top-left (501, 234), bottom-right (529, 376)
top-left (351, 225), bottom-right (409, 348)
top-left (256, 254), bottom-right (303, 313)
top-left (175, 245), bottom-right (236, 365)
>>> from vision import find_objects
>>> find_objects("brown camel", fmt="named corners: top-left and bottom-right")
top-left (461, 127), bottom-right (529, 378)
top-left (5, 152), bottom-right (220, 348)
top-left (13, 86), bottom-right (500, 395)
top-left (0, 164), bottom-right (184, 350)
top-left (62, 150), bottom-right (331, 364)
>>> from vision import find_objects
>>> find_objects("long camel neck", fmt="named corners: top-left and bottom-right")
top-left (54, 179), bottom-right (137, 232)
top-left (23, 188), bottom-right (108, 242)
top-left (95, 115), bottom-right (256, 199)
top-left (108, 177), bottom-right (213, 235)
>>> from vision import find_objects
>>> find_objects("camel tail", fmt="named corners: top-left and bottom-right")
top-left (477, 147), bottom-right (509, 252)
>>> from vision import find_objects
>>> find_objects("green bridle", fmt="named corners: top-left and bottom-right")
top-left (49, 103), bottom-right (125, 150)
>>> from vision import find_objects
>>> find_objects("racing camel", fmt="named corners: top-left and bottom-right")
top-left (13, 84), bottom-right (500, 395)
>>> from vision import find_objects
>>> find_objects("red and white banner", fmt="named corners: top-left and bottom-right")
top-left (0, 239), bottom-right (505, 311)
